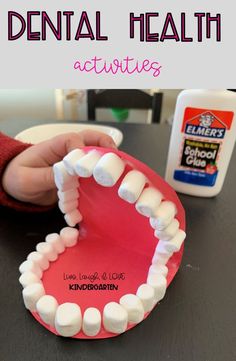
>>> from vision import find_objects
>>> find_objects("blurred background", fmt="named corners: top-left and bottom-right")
top-left (0, 89), bottom-right (182, 125)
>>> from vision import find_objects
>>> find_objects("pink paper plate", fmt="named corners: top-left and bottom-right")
top-left (32, 147), bottom-right (185, 339)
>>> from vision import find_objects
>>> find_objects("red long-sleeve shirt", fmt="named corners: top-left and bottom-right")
top-left (0, 132), bottom-right (53, 212)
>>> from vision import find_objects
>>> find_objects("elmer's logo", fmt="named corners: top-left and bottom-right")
top-left (182, 108), bottom-right (234, 139)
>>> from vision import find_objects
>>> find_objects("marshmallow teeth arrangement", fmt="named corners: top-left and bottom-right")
top-left (19, 147), bottom-right (186, 339)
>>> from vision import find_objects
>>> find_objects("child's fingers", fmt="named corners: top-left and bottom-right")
top-left (48, 130), bottom-right (116, 160)
top-left (2, 164), bottom-right (57, 204)
top-left (32, 189), bottom-right (58, 206)
top-left (2, 130), bottom-right (117, 206)
top-left (77, 130), bottom-right (117, 149)
top-left (21, 167), bottom-right (56, 192)
top-left (20, 131), bottom-right (117, 167)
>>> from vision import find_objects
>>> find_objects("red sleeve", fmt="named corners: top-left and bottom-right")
top-left (0, 132), bottom-right (54, 212)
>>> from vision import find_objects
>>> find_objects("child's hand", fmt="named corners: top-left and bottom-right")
top-left (2, 130), bottom-right (116, 206)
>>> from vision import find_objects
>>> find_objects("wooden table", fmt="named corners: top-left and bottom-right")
top-left (0, 120), bottom-right (236, 361)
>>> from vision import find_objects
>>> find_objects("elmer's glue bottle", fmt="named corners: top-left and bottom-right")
top-left (165, 89), bottom-right (236, 197)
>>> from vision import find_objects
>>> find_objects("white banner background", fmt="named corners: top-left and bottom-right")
top-left (0, 0), bottom-right (235, 87)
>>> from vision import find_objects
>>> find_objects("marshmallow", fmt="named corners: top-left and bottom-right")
top-left (19, 271), bottom-right (42, 288)
top-left (19, 260), bottom-right (42, 279)
top-left (82, 307), bottom-right (101, 337)
top-left (58, 199), bottom-right (78, 214)
top-left (60, 227), bottom-right (79, 247)
top-left (36, 242), bottom-right (58, 262)
top-left (103, 302), bottom-right (128, 334)
top-left (57, 189), bottom-right (78, 203)
top-left (152, 251), bottom-right (172, 265)
top-left (148, 264), bottom-right (168, 277)
top-left (27, 251), bottom-right (49, 271)
top-left (154, 218), bottom-right (180, 241)
top-left (75, 150), bottom-right (101, 177)
top-left (155, 241), bottom-right (173, 255)
top-left (150, 201), bottom-right (177, 230)
top-left (45, 233), bottom-right (65, 254)
top-left (53, 161), bottom-right (71, 185)
top-left (22, 283), bottom-right (45, 311)
top-left (55, 303), bottom-right (82, 337)
top-left (93, 152), bottom-right (125, 187)
top-left (55, 176), bottom-right (79, 192)
top-left (36, 295), bottom-right (58, 326)
top-left (64, 209), bottom-right (82, 227)
top-left (135, 187), bottom-right (162, 217)
top-left (63, 149), bottom-right (85, 175)
top-left (118, 170), bottom-right (146, 204)
top-left (119, 294), bottom-right (145, 323)
top-left (157, 230), bottom-right (186, 253)
top-left (147, 274), bottom-right (167, 302)
top-left (136, 284), bottom-right (155, 312)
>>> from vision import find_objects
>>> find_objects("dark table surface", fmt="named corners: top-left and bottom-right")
top-left (0, 120), bottom-right (236, 361)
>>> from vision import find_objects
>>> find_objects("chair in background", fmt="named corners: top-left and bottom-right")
top-left (87, 90), bottom-right (163, 123)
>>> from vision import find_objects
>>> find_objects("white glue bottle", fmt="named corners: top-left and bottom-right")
top-left (165, 89), bottom-right (236, 197)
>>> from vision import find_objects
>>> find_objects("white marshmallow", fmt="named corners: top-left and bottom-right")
top-left (148, 264), bottom-right (168, 277)
top-left (55, 303), bottom-right (82, 337)
top-left (135, 187), bottom-right (162, 217)
top-left (57, 189), bottom-right (78, 203)
top-left (64, 209), bottom-right (82, 227)
top-left (152, 251), bottom-right (172, 265)
top-left (82, 307), bottom-right (101, 337)
top-left (36, 242), bottom-right (58, 262)
top-left (55, 176), bottom-right (79, 192)
top-left (118, 170), bottom-right (146, 204)
top-left (19, 271), bottom-right (42, 288)
top-left (147, 274), bottom-right (167, 302)
top-left (45, 233), bottom-right (65, 254)
top-left (63, 149), bottom-right (85, 175)
top-left (157, 230), bottom-right (186, 253)
top-left (155, 241), bottom-right (173, 255)
top-left (19, 260), bottom-right (42, 279)
top-left (150, 201), bottom-right (177, 230)
top-left (150, 221), bottom-right (167, 232)
top-left (53, 161), bottom-right (71, 185)
top-left (58, 199), bottom-right (78, 214)
top-left (103, 302), bottom-right (128, 334)
top-left (36, 295), bottom-right (58, 326)
top-left (27, 251), bottom-right (49, 271)
top-left (93, 152), bottom-right (125, 187)
top-left (154, 218), bottom-right (180, 241)
top-left (60, 227), bottom-right (79, 247)
top-left (119, 294), bottom-right (145, 323)
top-left (22, 283), bottom-right (45, 311)
top-left (136, 284), bottom-right (155, 312)
top-left (75, 150), bottom-right (101, 177)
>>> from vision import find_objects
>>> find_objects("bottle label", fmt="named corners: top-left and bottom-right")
top-left (174, 107), bottom-right (234, 186)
